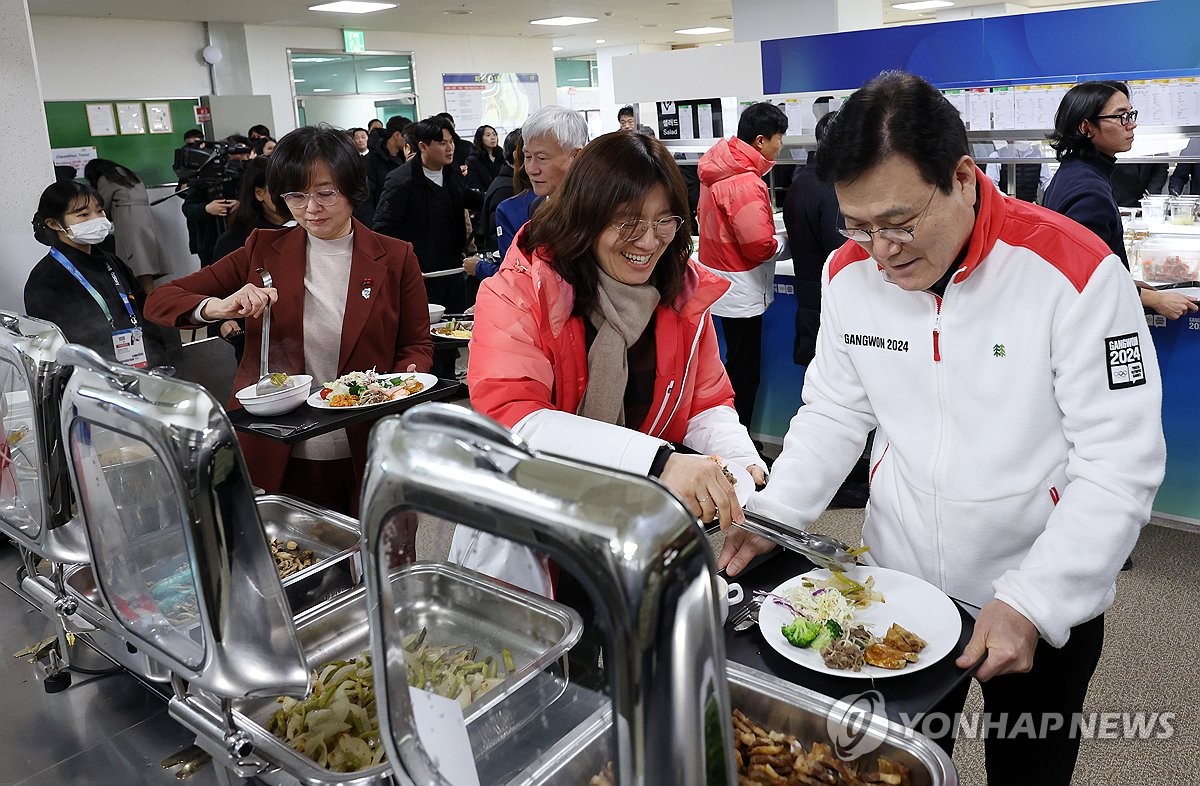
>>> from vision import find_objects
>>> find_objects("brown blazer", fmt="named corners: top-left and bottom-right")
top-left (145, 219), bottom-right (434, 492)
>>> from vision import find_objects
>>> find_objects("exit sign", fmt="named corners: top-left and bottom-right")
top-left (343, 29), bottom-right (366, 53)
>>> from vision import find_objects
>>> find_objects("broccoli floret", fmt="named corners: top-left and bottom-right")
top-left (781, 618), bottom-right (822, 648)
top-left (810, 619), bottom-right (843, 652)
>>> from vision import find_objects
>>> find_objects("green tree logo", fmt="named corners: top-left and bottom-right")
top-left (993, 344), bottom-right (1006, 358)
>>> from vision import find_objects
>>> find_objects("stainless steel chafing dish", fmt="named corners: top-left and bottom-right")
top-left (508, 663), bottom-right (958, 785)
top-left (55, 346), bottom-right (583, 786)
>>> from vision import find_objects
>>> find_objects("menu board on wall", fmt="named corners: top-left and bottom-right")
top-left (658, 98), bottom-right (724, 141)
top-left (441, 73), bottom-right (540, 137)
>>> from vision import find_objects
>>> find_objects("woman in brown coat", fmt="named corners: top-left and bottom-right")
top-left (146, 126), bottom-right (432, 514)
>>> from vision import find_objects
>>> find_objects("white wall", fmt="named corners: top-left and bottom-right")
top-left (31, 16), bottom-right (210, 101)
top-left (243, 25), bottom-right (558, 136)
top-left (1, 0), bottom-right (56, 313)
top-left (612, 43), bottom-right (763, 106)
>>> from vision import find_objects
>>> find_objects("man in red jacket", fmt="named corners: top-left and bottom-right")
top-left (697, 102), bottom-right (788, 428)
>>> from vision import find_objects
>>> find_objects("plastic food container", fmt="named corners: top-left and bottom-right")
top-left (1135, 236), bottom-right (1200, 284)
top-left (1141, 196), bottom-right (1167, 224)
top-left (1167, 197), bottom-right (1199, 226)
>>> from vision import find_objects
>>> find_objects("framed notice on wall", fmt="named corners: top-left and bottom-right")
top-left (85, 103), bottom-right (117, 136)
top-left (116, 103), bottom-right (146, 134)
top-left (146, 103), bottom-right (173, 134)
top-left (442, 73), bottom-right (540, 137)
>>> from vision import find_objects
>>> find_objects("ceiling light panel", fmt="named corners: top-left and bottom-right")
top-left (674, 26), bottom-right (730, 35)
top-left (530, 16), bottom-right (598, 26)
top-left (309, 1), bottom-right (396, 13)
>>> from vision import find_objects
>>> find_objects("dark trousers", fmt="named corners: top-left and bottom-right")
top-left (716, 315), bottom-right (763, 428)
top-left (279, 456), bottom-right (359, 517)
top-left (424, 271), bottom-right (466, 314)
top-left (924, 613), bottom-right (1105, 786)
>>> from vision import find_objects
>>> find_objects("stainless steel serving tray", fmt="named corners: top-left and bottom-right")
top-left (223, 561), bottom-right (582, 786)
top-left (256, 494), bottom-right (362, 613)
top-left (507, 661), bottom-right (959, 786)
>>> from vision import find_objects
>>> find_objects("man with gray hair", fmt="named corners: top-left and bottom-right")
top-left (495, 105), bottom-right (589, 257)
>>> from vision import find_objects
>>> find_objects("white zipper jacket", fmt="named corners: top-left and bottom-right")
top-left (750, 173), bottom-right (1165, 648)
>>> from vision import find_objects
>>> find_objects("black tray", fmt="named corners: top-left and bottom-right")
top-left (723, 548), bottom-right (977, 727)
top-left (228, 377), bottom-right (461, 443)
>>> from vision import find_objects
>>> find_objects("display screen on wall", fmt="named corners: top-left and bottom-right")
top-left (442, 73), bottom-right (540, 137)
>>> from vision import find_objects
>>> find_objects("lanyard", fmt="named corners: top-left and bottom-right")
top-left (49, 247), bottom-right (138, 329)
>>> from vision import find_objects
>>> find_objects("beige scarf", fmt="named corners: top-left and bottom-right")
top-left (579, 270), bottom-right (661, 426)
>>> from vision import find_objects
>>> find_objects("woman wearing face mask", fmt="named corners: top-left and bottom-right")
top-left (452, 132), bottom-right (767, 597)
top-left (26, 181), bottom-right (173, 368)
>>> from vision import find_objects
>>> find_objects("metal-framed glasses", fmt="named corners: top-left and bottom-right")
top-left (280, 189), bottom-right (341, 209)
top-left (613, 215), bottom-right (685, 242)
top-left (837, 187), bottom-right (937, 245)
top-left (1094, 109), bottom-right (1138, 126)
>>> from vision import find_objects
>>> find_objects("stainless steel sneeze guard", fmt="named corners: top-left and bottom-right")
top-left (0, 311), bottom-right (85, 562)
top-left (360, 403), bottom-right (738, 786)
top-left (56, 343), bottom-right (309, 700)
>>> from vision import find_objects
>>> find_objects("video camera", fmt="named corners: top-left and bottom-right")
top-left (171, 139), bottom-right (250, 199)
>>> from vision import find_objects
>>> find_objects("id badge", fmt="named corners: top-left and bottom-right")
top-left (112, 328), bottom-right (148, 368)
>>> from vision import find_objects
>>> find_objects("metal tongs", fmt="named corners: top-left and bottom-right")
top-left (735, 511), bottom-right (860, 573)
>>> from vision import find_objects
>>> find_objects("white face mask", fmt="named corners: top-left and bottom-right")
top-left (65, 217), bottom-right (113, 245)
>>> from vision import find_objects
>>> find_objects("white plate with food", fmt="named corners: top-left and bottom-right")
top-left (307, 371), bottom-right (437, 410)
top-left (430, 319), bottom-right (473, 340)
top-left (758, 565), bottom-right (961, 679)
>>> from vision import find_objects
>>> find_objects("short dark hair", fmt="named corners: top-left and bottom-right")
top-left (618, 105), bottom-right (636, 120)
top-left (267, 125), bottom-right (368, 208)
top-left (349, 127), bottom-right (367, 136)
top-left (385, 115), bottom-right (410, 136)
top-left (32, 181), bottom-right (104, 246)
top-left (519, 131), bottom-right (692, 315)
top-left (1048, 80), bottom-right (1130, 161)
top-left (248, 124), bottom-right (271, 138)
top-left (407, 116), bottom-right (452, 149)
top-left (183, 128), bottom-right (204, 141)
top-left (436, 112), bottom-right (455, 127)
top-left (736, 102), bottom-right (789, 145)
top-left (367, 118), bottom-right (383, 129)
top-left (816, 71), bottom-right (968, 193)
top-left (502, 128), bottom-right (522, 164)
top-left (814, 111), bottom-right (836, 143)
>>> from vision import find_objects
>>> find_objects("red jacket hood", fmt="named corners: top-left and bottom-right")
top-left (698, 137), bottom-right (774, 187)
top-left (506, 232), bottom-right (731, 336)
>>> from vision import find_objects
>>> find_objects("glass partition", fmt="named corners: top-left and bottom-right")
top-left (290, 51), bottom-right (415, 96)
top-left (0, 355), bottom-right (45, 539)
top-left (68, 421), bottom-right (203, 669)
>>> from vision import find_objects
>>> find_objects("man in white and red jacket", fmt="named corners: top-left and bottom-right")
top-left (697, 102), bottom-right (789, 427)
top-left (720, 72), bottom-right (1164, 785)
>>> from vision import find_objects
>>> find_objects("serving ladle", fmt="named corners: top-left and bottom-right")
top-left (254, 268), bottom-right (294, 395)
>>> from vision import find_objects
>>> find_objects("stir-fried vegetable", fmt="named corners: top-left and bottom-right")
top-left (266, 651), bottom-right (386, 773)
top-left (401, 627), bottom-right (513, 710)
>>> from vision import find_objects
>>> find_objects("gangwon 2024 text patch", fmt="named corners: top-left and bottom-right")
top-left (1105, 333), bottom-right (1146, 390)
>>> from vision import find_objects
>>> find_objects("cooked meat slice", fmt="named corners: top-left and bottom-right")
top-left (864, 642), bottom-right (909, 669)
top-left (883, 623), bottom-right (927, 653)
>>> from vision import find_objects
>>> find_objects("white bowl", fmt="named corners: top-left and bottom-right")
top-left (234, 374), bottom-right (313, 416)
top-left (428, 303), bottom-right (446, 323)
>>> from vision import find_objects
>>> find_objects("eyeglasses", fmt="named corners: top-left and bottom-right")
top-left (280, 189), bottom-right (341, 209)
top-left (1094, 110), bottom-right (1138, 126)
top-left (837, 187), bottom-right (937, 245)
top-left (613, 216), bottom-right (685, 241)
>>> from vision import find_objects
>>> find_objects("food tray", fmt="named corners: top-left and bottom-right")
top-left (256, 495), bottom-right (362, 613)
top-left (505, 662), bottom-right (958, 786)
top-left (229, 561), bottom-right (582, 785)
